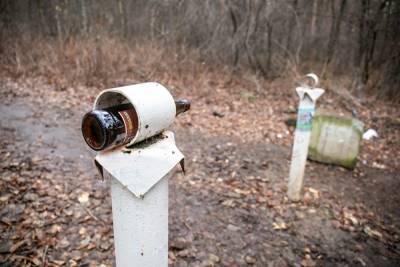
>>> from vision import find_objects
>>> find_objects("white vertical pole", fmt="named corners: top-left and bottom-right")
top-left (110, 174), bottom-right (168, 267)
top-left (287, 74), bottom-right (324, 201)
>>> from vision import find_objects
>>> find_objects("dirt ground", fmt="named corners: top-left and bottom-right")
top-left (0, 76), bottom-right (399, 266)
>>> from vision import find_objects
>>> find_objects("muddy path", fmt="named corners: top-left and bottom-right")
top-left (0, 87), bottom-right (399, 266)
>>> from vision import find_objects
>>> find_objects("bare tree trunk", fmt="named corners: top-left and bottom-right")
top-left (244, 0), bottom-right (255, 70)
top-left (358, 0), bottom-right (388, 86)
top-left (227, 3), bottom-right (239, 67)
top-left (37, 1), bottom-right (47, 36)
top-left (244, 0), bottom-right (267, 77)
top-left (355, 0), bottom-right (366, 69)
top-left (314, 0), bottom-right (326, 61)
top-left (325, 0), bottom-right (347, 65)
top-left (310, 0), bottom-right (318, 37)
top-left (150, 4), bottom-right (157, 41)
top-left (117, 0), bottom-right (126, 37)
top-left (80, 0), bottom-right (88, 35)
top-left (285, 0), bottom-right (298, 54)
top-left (62, 0), bottom-right (70, 38)
top-left (381, 1), bottom-right (400, 99)
top-left (267, 20), bottom-right (273, 72)
top-left (28, 0), bottom-right (35, 37)
top-left (54, 1), bottom-right (63, 42)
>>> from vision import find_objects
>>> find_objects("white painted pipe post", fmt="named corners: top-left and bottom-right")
top-left (95, 131), bottom-right (184, 267)
top-left (89, 83), bottom-right (185, 266)
top-left (94, 131), bottom-right (184, 267)
top-left (110, 173), bottom-right (169, 266)
top-left (287, 74), bottom-right (324, 201)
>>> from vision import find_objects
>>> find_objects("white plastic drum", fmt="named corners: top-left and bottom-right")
top-left (94, 82), bottom-right (176, 146)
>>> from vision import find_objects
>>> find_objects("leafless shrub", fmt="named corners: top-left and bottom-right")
top-left (0, 0), bottom-right (399, 99)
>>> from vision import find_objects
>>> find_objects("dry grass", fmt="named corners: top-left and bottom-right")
top-left (0, 36), bottom-right (218, 89)
top-left (0, 36), bottom-right (294, 105)
top-left (1, 36), bottom-right (396, 103)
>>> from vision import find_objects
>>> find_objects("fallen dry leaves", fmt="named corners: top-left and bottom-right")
top-left (0, 72), bottom-right (399, 266)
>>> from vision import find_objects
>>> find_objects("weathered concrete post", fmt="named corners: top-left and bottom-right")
top-left (287, 74), bottom-right (324, 201)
